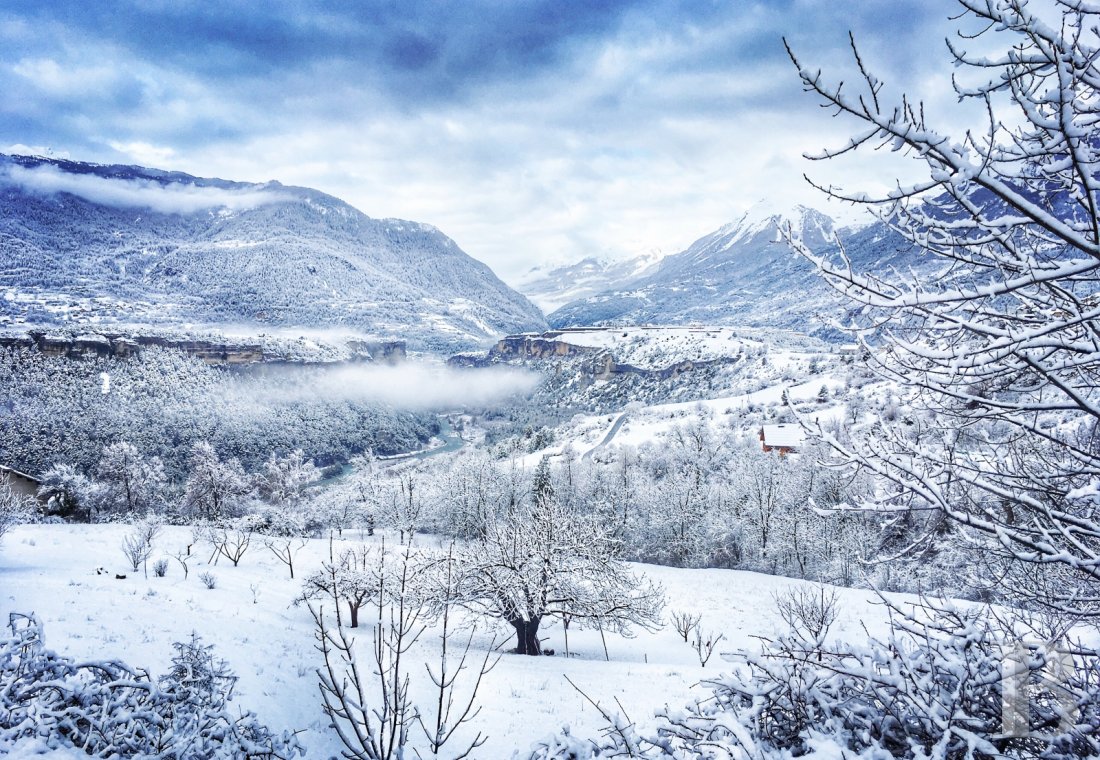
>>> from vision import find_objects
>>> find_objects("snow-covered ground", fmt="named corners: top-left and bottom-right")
top-left (514, 345), bottom-right (858, 467)
top-left (545, 326), bottom-right (758, 369)
top-left (533, 325), bottom-right (837, 372)
top-left (3, 523), bottom-right (916, 758)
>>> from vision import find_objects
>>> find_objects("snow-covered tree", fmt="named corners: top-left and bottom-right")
top-left (94, 441), bottom-right (166, 517)
top-left (182, 441), bottom-right (251, 521)
top-left (530, 598), bottom-right (1100, 760)
top-left (787, 0), bottom-right (1100, 618)
top-left (0, 614), bottom-right (302, 758)
top-left (380, 471), bottom-right (424, 545)
top-left (0, 476), bottom-right (31, 544)
top-left (439, 487), bottom-right (664, 656)
top-left (36, 464), bottom-right (92, 521)
top-left (257, 449), bottom-right (317, 506)
top-left (300, 544), bottom-right (387, 629)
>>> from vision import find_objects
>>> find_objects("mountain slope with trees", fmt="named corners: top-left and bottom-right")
top-left (547, 202), bottom-right (915, 339)
top-left (0, 153), bottom-right (546, 351)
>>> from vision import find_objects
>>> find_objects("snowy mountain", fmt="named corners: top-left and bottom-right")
top-left (515, 251), bottom-right (663, 313)
top-left (547, 202), bottom-right (904, 339)
top-left (0, 153), bottom-right (546, 351)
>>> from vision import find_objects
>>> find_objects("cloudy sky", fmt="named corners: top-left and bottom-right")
top-left (0, 0), bottom-right (962, 282)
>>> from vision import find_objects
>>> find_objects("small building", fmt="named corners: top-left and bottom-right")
top-left (759, 424), bottom-right (803, 456)
top-left (1, 465), bottom-right (43, 501)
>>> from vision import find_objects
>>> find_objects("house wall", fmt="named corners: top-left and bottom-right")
top-left (1, 467), bottom-right (43, 502)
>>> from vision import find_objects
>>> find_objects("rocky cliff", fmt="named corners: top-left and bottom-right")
top-left (0, 330), bottom-right (406, 367)
top-left (452, 330), bottom-right (739, 382)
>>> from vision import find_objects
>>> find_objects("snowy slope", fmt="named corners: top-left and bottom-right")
top-left (2, 523), bottom-right (929, 758)
top-left (515, 251), bottom-right (663, 314)
top-left (0, 154), bottom-right (547, 351)
top-left (547, 202), bottom-right (905, 339)
top-left (541, 326), bottom-right (755, 368)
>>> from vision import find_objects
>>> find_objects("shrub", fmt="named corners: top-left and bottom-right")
top-left (0, 613), bottom-right (303, 758)
top-left (530, 599), bottom-right (1100, 760)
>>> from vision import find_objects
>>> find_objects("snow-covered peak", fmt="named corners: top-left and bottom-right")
top-left (514, 248), bottom-right (666, 313)
top-left (716, 200), bottom-right (835, 248)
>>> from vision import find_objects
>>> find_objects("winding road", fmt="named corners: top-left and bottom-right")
top-left (582, 412), bottom-right (629, 461)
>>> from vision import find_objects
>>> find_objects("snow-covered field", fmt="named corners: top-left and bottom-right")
top-left (516, 354), bottom-right (857, 467)
top-left (3, 523), bottom-right (913, 758)
top-left (538, 325), bottom-right (834, 371)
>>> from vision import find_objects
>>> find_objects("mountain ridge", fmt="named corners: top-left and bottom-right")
top-left (515, 250), bottom-right (663, 313)
top-left (546, 202), bottom-right (903, 339)
top-left (0, 153), bottom-right (547, 351)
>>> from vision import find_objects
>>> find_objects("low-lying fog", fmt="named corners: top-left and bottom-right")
top-left (247, 361), bottom-right (540, 411)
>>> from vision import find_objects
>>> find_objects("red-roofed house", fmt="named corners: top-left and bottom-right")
top-left (758, 424), bottom-right (803, 455)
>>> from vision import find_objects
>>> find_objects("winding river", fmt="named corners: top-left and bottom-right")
top-left (314, 414), bottom-right (465, 488)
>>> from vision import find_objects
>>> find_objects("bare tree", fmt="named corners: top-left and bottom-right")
top-left (669, 609), bottom-right (701, 643)
top-left (774, 585), bottom-right (839, 646)
top-left (312, 543), bottom-right (425, 760)
top-left (204, 516), bottom-right (259, 567)
top-left (692, 627), bottom-right (724, 668)
top-left (785, 0), bottom-right (1100, 618)
top-left (261, 508), bottom-right (308, 579)
top-left (439, 492), bottom-right (665, 656)
top-left (415, 545), bottom-right (499, 758)
top-left (120, 517), bottom-right (161, 577)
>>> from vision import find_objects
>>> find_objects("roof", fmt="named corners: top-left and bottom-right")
top-left (0, 465), bottom-right (41, 483)
top-left (761, 424), bottom-right (804, 450)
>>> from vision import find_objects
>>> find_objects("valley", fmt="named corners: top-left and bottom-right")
top-left (3, 110), bottom-right (1098, 760)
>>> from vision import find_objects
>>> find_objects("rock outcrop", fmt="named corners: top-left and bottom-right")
top-left (450, 331), bottom-right (739, 381)
top-left (0, 331), bottom-right (406, 367)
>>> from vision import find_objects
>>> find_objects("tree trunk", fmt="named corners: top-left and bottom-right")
top-left (348, 601), bottom-right (360, 629)
top-left (510, 616), bottom-right (542, 655)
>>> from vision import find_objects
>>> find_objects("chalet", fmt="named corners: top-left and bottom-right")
top-left (1, 465), bottom-right (43, 502)
top-left (759, 424), bottom-right (803, 456)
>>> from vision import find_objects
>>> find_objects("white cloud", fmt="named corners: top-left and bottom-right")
top-left (107, 141), bottom-right (178, 167)
top-left (321, 363), bottom-right (540, 410)
top-left (253, 363), bottom-right (539, 411)
top-left (0, 163), bottom-right (293, 214)
top-left (11, 56), bottom-right (119, 96)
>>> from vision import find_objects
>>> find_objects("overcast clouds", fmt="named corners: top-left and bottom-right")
top-left (0, 1), bottom-right (962, 282)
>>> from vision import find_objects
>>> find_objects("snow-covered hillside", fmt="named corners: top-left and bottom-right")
top-left (0, 154), bottom-right (546, 351)
top-left (538, 325), bottom-right (825, 370)
top-left (509, 335), bottom-right (859, 468)
top-left (1, 523), bottom-right (924, 758)
top-left (515, 252), bottom-right (663, 314)
top-left (546, 202), bottom-right (902, 339)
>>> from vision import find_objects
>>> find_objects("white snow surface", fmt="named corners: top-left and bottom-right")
top-left (3, 523), bottom-right (922, 758)
top-left (541, 325), bottom-right (762, 369)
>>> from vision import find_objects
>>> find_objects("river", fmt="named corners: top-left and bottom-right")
top-left (313, 414), bottom-right (465, 488)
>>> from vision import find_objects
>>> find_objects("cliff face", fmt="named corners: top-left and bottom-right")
top-left (0, 331), bottom-right (406, 367)
top-left (454, 331), bottom-right (738, 381)
top-left (346, 340), bottom-right (407, 365)
top-left (488, 335), bottom-right (599, 360)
